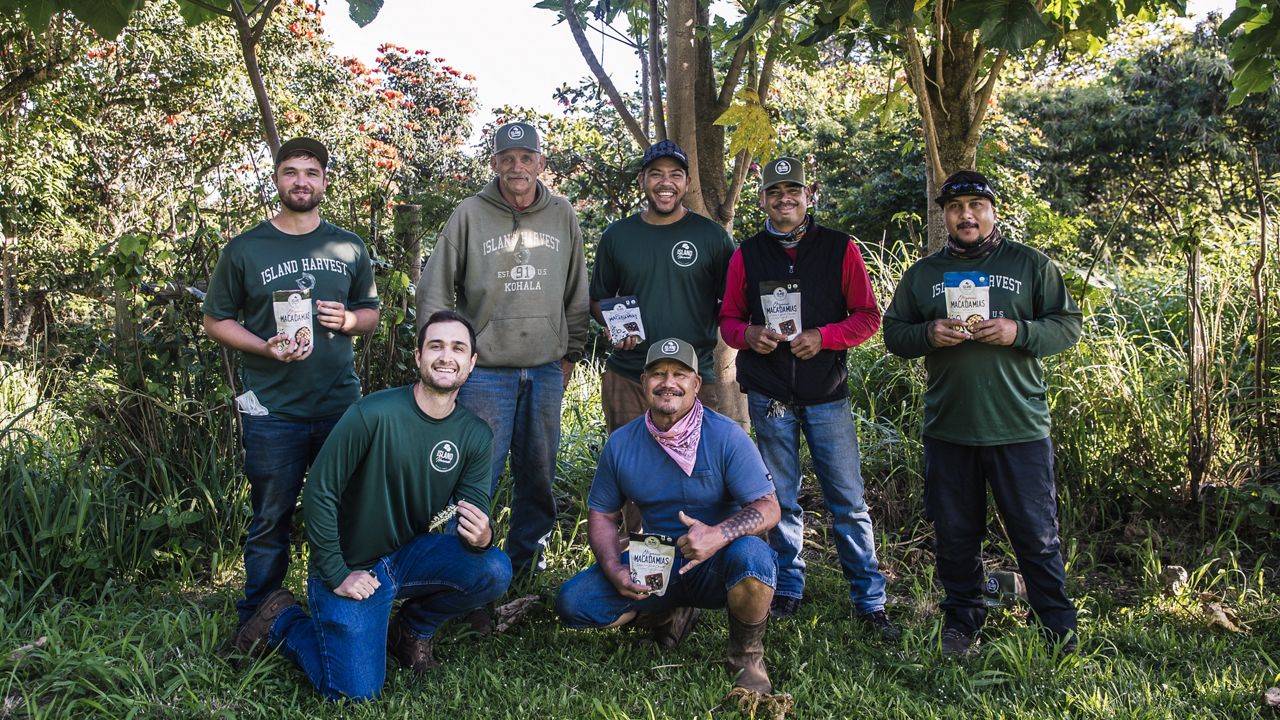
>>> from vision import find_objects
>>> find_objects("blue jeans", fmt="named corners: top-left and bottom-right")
top-left (923, 436), bottom-right (1076, 638)
top-left (556, 536), bottom-right (777, 628)
top-left (457, 362), bottom-right (563, 575)
top-left (748, 393), bottom-right (888, 613)
top-left (236, 413), bottom-right (339, 626)
top-left (269, 533), bottom-right (512, 701)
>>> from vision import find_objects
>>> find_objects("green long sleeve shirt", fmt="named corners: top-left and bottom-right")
top-left (882, 239), bottom-right (1081, 445)
top-left (303, 385), bottom-right (494, 589)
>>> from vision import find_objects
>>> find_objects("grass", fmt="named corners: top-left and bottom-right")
top-left (2, 529), bottom-right (1277, 719)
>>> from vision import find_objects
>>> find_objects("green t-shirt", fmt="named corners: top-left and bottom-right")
top-left (882, 239), bottom-right (1082, 445)
top-left (202, 220), bottom-right (379, 420)
top-left (303, 385), bottom-right (494, 589)
top-left (590, 211), bottom-right (735, 381)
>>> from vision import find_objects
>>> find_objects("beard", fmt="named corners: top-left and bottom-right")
top-left (419, 363), bottom-right (466, 393)
top-left (280, 189), bottom-right (323, 213)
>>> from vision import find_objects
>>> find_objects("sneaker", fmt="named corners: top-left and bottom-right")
top-left (769, 595), bottom-right (802, 620)
top-left (940, 627), bottom-right (980, 659)
top-left (387, 615), bottom-right (440, 674)
top-left (233, 588), bottom-right (296, 656)
top-left (856, 609), bottom-right (902, 642)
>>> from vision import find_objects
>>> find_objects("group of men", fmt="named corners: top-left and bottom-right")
top-left (202, 123), bottom-right (1081, 702)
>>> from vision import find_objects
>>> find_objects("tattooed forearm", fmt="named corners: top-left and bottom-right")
top-left (718, 494), bottom-right (775, 542)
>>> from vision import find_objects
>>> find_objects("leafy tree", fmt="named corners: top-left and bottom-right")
top-left (739, 0), bottom-right (1193, 251)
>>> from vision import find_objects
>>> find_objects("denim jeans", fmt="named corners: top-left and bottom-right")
top-left (236, 413), bottom-right (339, 626)
top-left (748, 393), bottom-right (888, 613)
top-left (556, 536), bottom-right (776, 628)
top-left (923, 436), bottom-right (1077, 638)
top-left (269, 533), bottom-right (512, 701)
top-left (457, 362), bottom-right (563, 575)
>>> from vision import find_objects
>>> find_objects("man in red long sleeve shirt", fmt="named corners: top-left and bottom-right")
top-left (719, 157), bottom-right (897, 640)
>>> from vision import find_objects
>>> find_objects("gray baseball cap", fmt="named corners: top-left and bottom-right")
top-left (761, 156), bottom-right (805, 191)
top-left (493, 122), bottom-right (541, 154)
top-left (644, 337), bottom-right (699, 375)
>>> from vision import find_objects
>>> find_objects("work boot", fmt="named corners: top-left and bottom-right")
top-left (233, 588), bottom-right (296, 657)
top-left (856, 609), bottom-right (902, 642)
top-left (634, 606), bottom-right (700, 648)
top-left (768, 595), bottom-right (802, 620)
top-left (940, 627), bottom-right (980, 659)
top-left (725, 614), bottom-right (772, 694)
top-left (387, 614), bottom-right (440, 674)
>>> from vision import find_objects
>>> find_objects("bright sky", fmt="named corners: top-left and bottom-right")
top-left (321, 0), bottom-right (1233, 130)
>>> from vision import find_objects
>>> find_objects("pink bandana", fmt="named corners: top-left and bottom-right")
top-left (645, 399), bottom-right (704, 477)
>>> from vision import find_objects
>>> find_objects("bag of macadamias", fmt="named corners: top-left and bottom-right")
top-left (273, 288), bottom-right (313, 347)
top-left (628, 532), bottom-right (676, 596)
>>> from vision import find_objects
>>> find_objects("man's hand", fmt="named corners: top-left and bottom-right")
top-left (266, 331), bottom-right (313, 363)
top-left (744, 325), bottom-right (786, 355)
top-left (789, 328), bottom-right (823, 360)
top-left (970, 318), bottom-right (1018, 346)
top-left (926, 318), bottom-right (971, 348)
top-left (676, 510), bottom-right (725, 574)
top-left (606, 328), bottom-right (640, 352)
top-left (334, 570), bottom-right (380, 601)
top-left (607, 565), bottom-right (652, 600)
top-left (561, 358), bottom-right (576, 389)
top-left (456, 499), bottom-right (492, 548)
top-left (315, 300), bottom-right (351, 334)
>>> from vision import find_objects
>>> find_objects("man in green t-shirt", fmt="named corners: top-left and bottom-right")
top-left (233, 310), bottom-right (512, 701)
top-left (882, 171), bottom-right (1082, 658)
top-left (202, 138), bottom-right (380, 631)
top-left (590, 140), bottom-right (737, 433)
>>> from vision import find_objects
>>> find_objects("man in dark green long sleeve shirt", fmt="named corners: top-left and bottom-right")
top-left (883, 171), bottom-right (1081, 658)
top-left (233, 311), bottom-right (512, 701)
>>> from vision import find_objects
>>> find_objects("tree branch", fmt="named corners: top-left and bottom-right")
top-left (180, 0), bottom-right (234, 18)
top-left (562, 0), bottom-right (647, 148)
top-left (715, 33), bottom-right (752, 114)
top-left (756, 16), bottom-right (784, 99)
top-left (964, 49), bottom-right (1007, 149)
top-left (903, 25), bottom-right (946, 181)
top-left (250, 0), bottom-right (283, 41)
top-left (649, 0), bottom-right (667, 140)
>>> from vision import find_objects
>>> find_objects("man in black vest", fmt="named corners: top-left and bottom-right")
top-left (719, 157), bottom-right (897, 639)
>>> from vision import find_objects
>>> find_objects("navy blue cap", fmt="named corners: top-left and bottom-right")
top-left (641, 139), bottom-right (689, 170)
top-left (935, 170), bottom-right (997, 206)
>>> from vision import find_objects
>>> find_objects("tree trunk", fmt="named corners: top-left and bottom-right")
top-left (230, 6), bottom-right (281, 153)
top-left (666, 0), bottom-right (704, 215)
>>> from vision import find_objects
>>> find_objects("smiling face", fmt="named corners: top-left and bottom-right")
top-left (642, 358), bottom-right (701, 427)
top-left (942, 195), bottom-right (997, 246)
top-left (760, 182), bottom-right (811, 233)
top-left (639, 157), bottom-right (689, 219)
top-left (273, 153), bottom-right (328, 213)
top-left (491, 148), bottom-right (545, 205)
top-left (415, 320), bottom-right (477, 393)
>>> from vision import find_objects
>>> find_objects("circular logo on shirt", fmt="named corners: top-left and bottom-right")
top-left (430, 440), bottom-right (460, 473)
top-left (296, 272), bottom-right (316, 291)
top-left (661, 340), bottom-right (679, 355)
top-left (775, 160), bottom-right (791, 175)
top-left (507, 126), bottom-right (524, 140)
top-left (671, 241), bottom-right (697, 268)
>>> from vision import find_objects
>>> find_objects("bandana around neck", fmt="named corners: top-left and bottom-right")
top-left (644, 398), bottom-right (705, 477)
top-left (765, 214), bottom-right (812, 250)
top-left (946, 225), bottom-right (1002, 259)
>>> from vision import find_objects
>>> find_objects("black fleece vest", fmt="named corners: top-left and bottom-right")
top-left (736, 224), bottom-right (850, 405)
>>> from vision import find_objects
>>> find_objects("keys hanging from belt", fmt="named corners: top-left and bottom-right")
top-left (766, 398), bottom-right (788, 419)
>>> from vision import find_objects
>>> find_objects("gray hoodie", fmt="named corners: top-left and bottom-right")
top-left (417, 178), bottom-right (589, 368)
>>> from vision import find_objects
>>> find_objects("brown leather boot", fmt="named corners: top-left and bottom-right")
top-left (634, 606), bottom-right (701, 648)
top-left (387, 614), bottom-right (440, 674)
top-left (725, 614), bottom-right (772, 694)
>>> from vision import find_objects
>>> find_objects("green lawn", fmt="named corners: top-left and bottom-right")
top-left (4, 527), bottom-right (1276, 719)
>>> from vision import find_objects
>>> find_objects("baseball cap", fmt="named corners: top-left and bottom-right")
top-left (275, 137), bottom-right (329, 169)
top-left (494, 122), bottom-right (541, 154)
top-left (644, 337), bottom-right (699, 374)
top-left (935, 170), bottom-right (997, 206)
top-left (761, 156), bottom-right (806, 191)
top-left (640, 139), bottom-right (689, 170)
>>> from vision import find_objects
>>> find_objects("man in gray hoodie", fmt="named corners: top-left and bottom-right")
top-left (417, 122), bottom-right (590, 577)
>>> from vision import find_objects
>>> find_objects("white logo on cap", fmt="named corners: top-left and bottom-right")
top-left (775, 160), bottom-right (792, 175)
top-left (661, 340), bottom-right (679, 355)
top-left (508, 126), bottom-right (524, 140)
top-left (430, 440), bottom-right (460, 473)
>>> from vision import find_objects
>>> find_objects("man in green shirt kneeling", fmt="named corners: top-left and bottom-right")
top-left (234, 310), bottom-right (512, 701)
